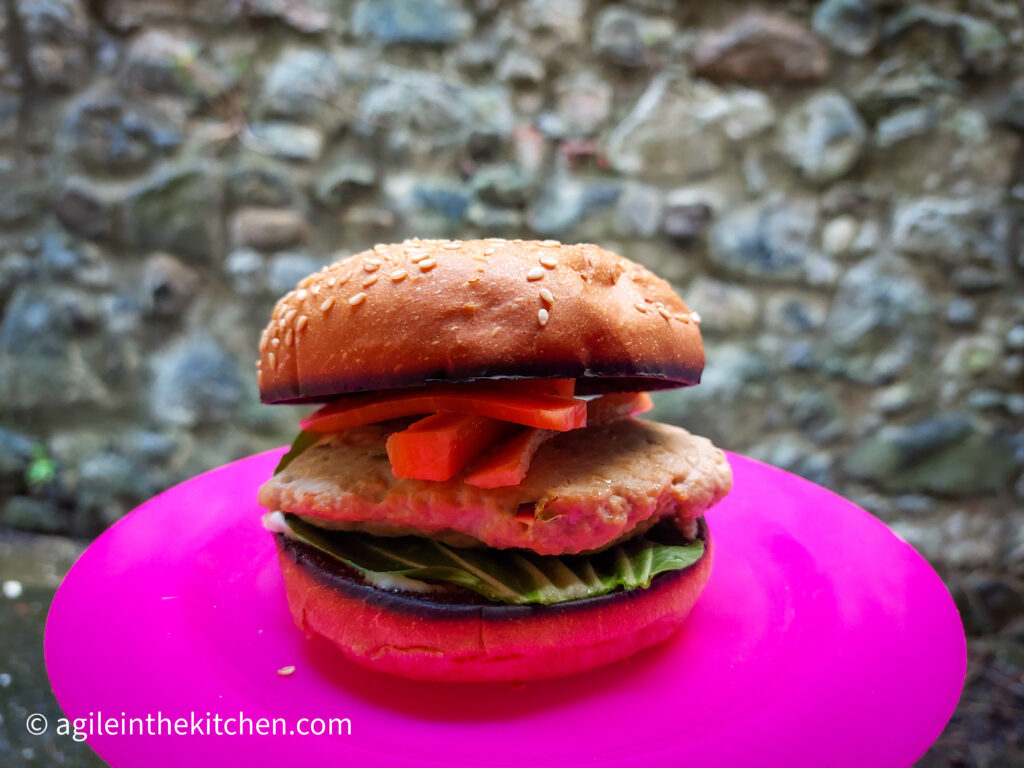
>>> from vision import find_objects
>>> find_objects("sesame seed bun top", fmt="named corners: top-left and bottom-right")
top-left (257, 238), bottom-right (704, 403)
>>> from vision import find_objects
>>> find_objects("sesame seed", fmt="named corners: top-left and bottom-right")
top-left (539, 288), bottom-right (554, 305)
top-left (362, 275), bottom-right (379, 288)
top-left (538, 308), bottom-right (549, 327)
top-left (419, 258), bottom-right (437, 271)
top-left (285, 329), bottom-right (293, 346)
top-left (349, 292), bottom-right (367, 306)
top-left (271, 337), bottom-right (280, 348)
top-left (296, 289), bottom-right (308, 301)
top-left (410, 252), bottom-right (429, 263)
top-left (268, 352), bottom-right (277, 370)
top-left (284, 309), bottom-right (297, 323)
top-left (373, 244), bottom-right (387, 254)
top-left (364, 261), bottom-right (380, 273)
top-left (539, 239), bottom-right (560, 247)
top-left (298, 276), bottom-right (313, 289)
top-left (390, 269), bottom-right (408, 282)
top-left (527, 267), bottom-right (544, 281)
top-left (539, 255), bottom-right (558, 269)
top-left (442, 242), bottom-right (462, 250)
top-left (277, 665), bottom-right (296, 676)
top-left (482, 247), bottom-right (496, 256)
top-left (277, 319), bottom-right (287, 331)
top-left (676, 313), bottom-right (690, 323)
top-left (658, 306), bottom-right (671, 319)
top-left (296, 315), bottom-right (309, 333)
top-left (691, 311), bottom-right (702, 324)
top-left (326, 278), bottom-right (337, 288)
top-left (310, 284), bottom-right (320, 296)
top-left (635, 303), bottom-right (647, 313)
top-left (320, 297), bottom-right (335, 313)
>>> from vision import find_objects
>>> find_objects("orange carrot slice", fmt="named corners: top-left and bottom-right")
top-left (463, 392), bottom-right (655, 489)
top-left (386, 412), bottom-right (510, 481)
top-left (301, 381), bottom-right (586, 434)
top-left (464, 427), bottom-right (554, 489)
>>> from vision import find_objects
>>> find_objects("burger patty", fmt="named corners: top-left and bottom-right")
top-left (258, 418), bottom-right (732, 556)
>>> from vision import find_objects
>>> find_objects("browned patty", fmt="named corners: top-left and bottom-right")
top-left (258, 418), bottom-right (732, 556)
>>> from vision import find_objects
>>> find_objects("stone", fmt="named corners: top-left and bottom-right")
top-left (822, 215), bottom-right (858, 256)
top-left (226, 164), bottom-right (296, 208)
top-left (150, 336), bottom-right (244, 427)
top-left (945, 297), bottom-right (977, 327)
top-left (0, 428), bottom-right (35, 490)
top-left (358, 69), bottom-right (513, 157)
top-left (61, 97), bottom-right (182, 175)
top-left (682, 277), bottom-right (759, 334)
top-left (555, 71), bottom-right (613, 137)
top-left (471, 165), bottom-right (532, 208)
top-left (313, 159), bottom-right (377, 208)
top-left (53, 180), bottom-right (119, 243)
top-left (520, 0), bottom-right (586, 45)
top-left (613, 182), bottom-right (663, 238)
top-left (699, 88), bottom-right (776, 142)
top-left (790, 389), bottom-right (845, 444)
top-left (99, 0), bottom-right (236, 30)
top-left (844, 414), bottom-right (1015, 496)
top-left (411, 179), bottom-right (471, 224)
top-left (229, 208), bottom-right (308, 251)
top-left (2, 497), bottom-right (63, 533)
top-left (823, 254), bottom-right (934, 383)
top-left (260, 47), bottom-right (346, 125)
top-left (591, 6), bottom-right (675, 67)
top-left (812, 0), bottom-right (879, 57)
top-left (941, 335), bottom-right (1001, 378)
top-left (526, 177), bottom-right (620, 236)
top-left (497, 50), bottom-right (545, 85)
top-left (1007, 325), bottom-right (1024, 352)
top-left (883, 7), bottom-right (1007, 77)
top-left (123, 166), bottom-right (223, 261)
top-left (693, 11), bottom-right (829, 84)
top-left (464, 202), bottom-right (523, 231)
top-left (708, 199), bottom-right (819, 282)
top-left (874, 106), bottom-right (936, 148)
top-left (778, 92), bottom-right (866, 184)
top-left (224, 249), bottom-right (266, 296)
top-left (266, 251), bottom-right (321, 296)
top-left (140, 254), bottom-right (199, 318)
top-left (764, 293), bottom-right (828, 335)
top-left (0, 287), bottom-right (110, 409)
top-left (352, 0), bottom-right (472, 45)
top-left (892, 197), bottom-right (1007, 266)
top-left (606, 73), bottom-right (725, 180)
top-left (662, 195), bottom-right (713, 242)
top-left (120, 30), bottom-right (224, 107)
top-left (247, 122), bottom-right (324, 161)
top-left (1000, 77), bottom-right (1024, 132)
top-left (237, 0), bottom-right (335, 33)
top-left (18, 0), bottom-right (90, 91)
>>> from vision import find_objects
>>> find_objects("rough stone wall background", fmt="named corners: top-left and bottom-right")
top-left (0, 0), bottom-right (1021, 761)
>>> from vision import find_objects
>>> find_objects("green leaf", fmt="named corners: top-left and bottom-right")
top-left (274, 430), bottom-right (321, 475)
top-left (280, 514), bottom-right (705, 606)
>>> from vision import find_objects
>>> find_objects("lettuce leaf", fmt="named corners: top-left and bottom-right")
top-left (274, 430), bottom-right (321, 475)
top-left (280, 514), bottom-right (704, 605)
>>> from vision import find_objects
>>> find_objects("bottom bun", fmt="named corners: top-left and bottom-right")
top-left (274, 520), bottom-right (712, 682)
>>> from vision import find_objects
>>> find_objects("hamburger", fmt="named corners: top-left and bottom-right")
top-left (257, 238), bottom-right (732, 682)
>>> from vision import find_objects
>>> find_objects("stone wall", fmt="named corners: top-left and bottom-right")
top-left (0, 0), bottom-right (1022, 641)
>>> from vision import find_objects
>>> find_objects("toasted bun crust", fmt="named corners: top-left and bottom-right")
top-left (273, 521), bottom-right (712, 682)
top-left (258, 239), bottom-right (704, 403)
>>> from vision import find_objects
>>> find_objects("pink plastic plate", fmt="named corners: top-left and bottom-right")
top-left (46, 450), bottom-right (965, 768)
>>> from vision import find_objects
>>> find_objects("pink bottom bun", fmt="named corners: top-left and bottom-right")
top-left (274, 521), bottom-right (712, 683)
